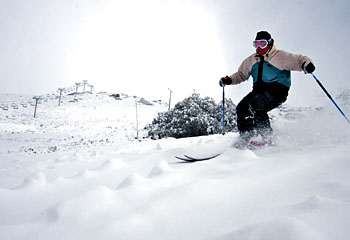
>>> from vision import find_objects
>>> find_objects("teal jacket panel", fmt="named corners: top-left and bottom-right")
top-left (251, 61), bottom-right (291, 88)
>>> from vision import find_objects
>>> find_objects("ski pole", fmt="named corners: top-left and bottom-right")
top-left (222, 86), bottom-right (225, 135)
top-left (311, 72), bottom-right (350, 124)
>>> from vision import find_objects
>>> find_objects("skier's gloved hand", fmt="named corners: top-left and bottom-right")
top-left (303, 61), bottom-right (315, 74)
top-left (219, 76), bottom-right (232, 87)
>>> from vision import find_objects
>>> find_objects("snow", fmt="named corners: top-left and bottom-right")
top-left (0, 92), bottom-right (350, 240)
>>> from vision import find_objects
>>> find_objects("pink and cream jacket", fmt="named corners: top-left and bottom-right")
top-left (228, 45), bottom-right (313, 91)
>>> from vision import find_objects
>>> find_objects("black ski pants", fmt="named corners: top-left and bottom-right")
top-left (236, 90), bottom-right (284, 136)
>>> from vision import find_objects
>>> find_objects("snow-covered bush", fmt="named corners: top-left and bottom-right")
top-left (146, 94), bottom-right (237, 139)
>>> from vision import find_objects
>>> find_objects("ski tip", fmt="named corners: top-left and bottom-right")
top-left (175, 153), bottom-right (221, 162)
top-left (175, 156), bottom-right (196, 162)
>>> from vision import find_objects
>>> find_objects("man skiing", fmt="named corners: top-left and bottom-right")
top-left (219, 31), bottom-right (315, 148)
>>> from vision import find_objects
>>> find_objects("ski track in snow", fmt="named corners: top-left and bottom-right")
top-left (0, 93), bottom-right (350, 240)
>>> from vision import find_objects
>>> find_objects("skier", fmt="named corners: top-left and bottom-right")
top-left (219, 31), bottom-right (315, 148)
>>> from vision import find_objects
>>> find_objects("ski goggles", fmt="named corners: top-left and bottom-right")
top-left (253, 39), bottom-right (269, 49)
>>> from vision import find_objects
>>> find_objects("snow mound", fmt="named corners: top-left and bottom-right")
top-left (48, 186), bottom-right (115, 223)
top-left (71, 158), bottom-right (126, 179)
top-left (38, 206), bottom-right (59, 223)
top-left (220, 217), bottom-right (316, 240)
top-left (148, 160), bottom-right (175, 177)
top-left (73, 169), bottom-right (96, 178)
top-left (292, 195), bottom-right (328, 211)
top-left (15, 172), bottom-right (47, 189)
top-left (250, 217), bottom-right (315, 240)
top-left (116, 173), bottom-right (148, 190)
top-left (291, 194), bottom-right (348, 214)
top-left (93, 158), bottom-right (126, 171)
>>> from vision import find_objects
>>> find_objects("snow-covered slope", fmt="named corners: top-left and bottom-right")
top-left (0, 92), bottom-right (349, 240)
top-left (0, 92), bottom-right (166, 155)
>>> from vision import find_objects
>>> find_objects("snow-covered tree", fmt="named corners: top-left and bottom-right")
top-left (146, 94), bottom-right (237, 139)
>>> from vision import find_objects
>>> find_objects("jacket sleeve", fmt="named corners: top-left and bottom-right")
top-left (274, 50), bottom-right (313, 71)
top-left (228, 55), bottom-right (255, 85)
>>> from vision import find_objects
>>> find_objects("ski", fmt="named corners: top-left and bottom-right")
top-left (175, 153), bottom-right (221, 162)
top-left (234, 139), bottom-right (275, 150)
top-left (248, 140), bottom-right (275, 150)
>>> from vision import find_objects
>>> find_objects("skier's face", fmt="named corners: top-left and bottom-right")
top-left (256, 44), bottom-right (271, 56)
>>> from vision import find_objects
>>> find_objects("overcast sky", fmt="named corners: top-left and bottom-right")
top-left (0, 0), bottom-right (349, 106)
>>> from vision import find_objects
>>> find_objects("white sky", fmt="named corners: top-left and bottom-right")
top-left (0, 0), bottom-right (349, 107)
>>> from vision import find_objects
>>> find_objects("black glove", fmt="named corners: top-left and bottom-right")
top-left (303, 61), bottom-right (315, 74)
top-left (219, 76), bottom-right (232, 87)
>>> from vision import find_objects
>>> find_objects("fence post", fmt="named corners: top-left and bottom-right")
top-left (33, 96), bottom-right (41, 118)
top-left (83, 80), bottom-right (88, 93)
top-left (58, 88), bottom-right (64, 106)
top-left (134, 97), bottom-right (139, 139)
top-left (168, 88), bottom-right (173, 111)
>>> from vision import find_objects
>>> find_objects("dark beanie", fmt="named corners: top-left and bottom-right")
top-left (255, 31), bottom-right (272, 40)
